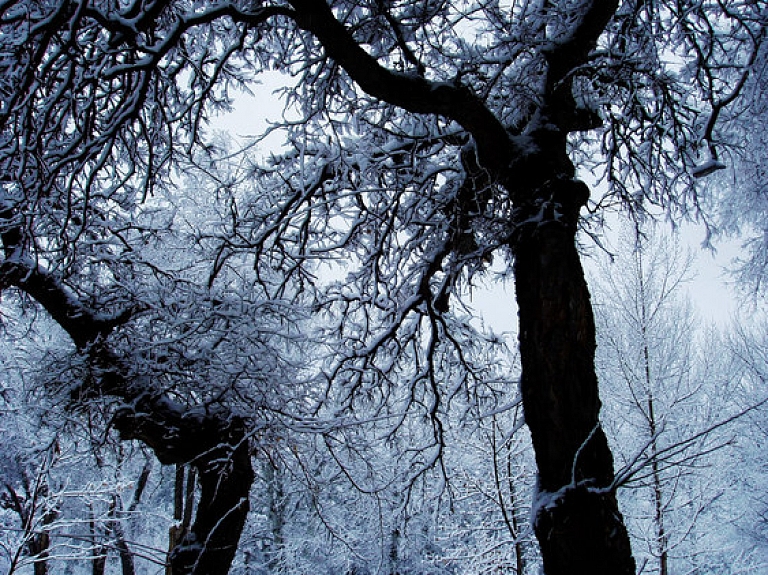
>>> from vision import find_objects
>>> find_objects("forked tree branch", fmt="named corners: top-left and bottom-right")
top-left (286, 0), bottom-right (518, 173)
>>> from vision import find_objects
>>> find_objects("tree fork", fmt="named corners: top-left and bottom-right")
top-left (166, 433), bottom-right (253, 575)
top-left (109, 377), bottom-right (255, 575)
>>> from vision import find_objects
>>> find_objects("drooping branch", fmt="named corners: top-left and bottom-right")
top-left (693, 24), bottom-right (766, 177)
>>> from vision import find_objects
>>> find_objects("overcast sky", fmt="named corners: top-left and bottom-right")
top-left (214, 80), bottom-right (743, 334)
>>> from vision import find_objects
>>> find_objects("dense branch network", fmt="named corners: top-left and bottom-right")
top-left (0, 202), bottom-right (256, 574)
top-left (0, 1), bottom-right (765, 573)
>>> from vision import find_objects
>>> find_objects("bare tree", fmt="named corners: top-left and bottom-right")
top-left (704, 31), bottom-right (768, 294)
top-left (592, 222), bottom-right (768, 574)
top-left (593, 225), bottom-right (702, 574)
top-left (0, 1), bottom-right (765, 573)
top-left (0, 330), bottom-right (166, 575)
top-left (723, 319), bottom-right (768, 572)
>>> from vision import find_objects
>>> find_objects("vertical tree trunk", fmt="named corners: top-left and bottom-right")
top-left (636, 244), bottom-right (669, 575)
top-left (511, 177), bottom-right (635, 575)
top-left (388, 528), bottom-right (401, 575)
top-left (112, 461), bottom-right (152, 575)
top-left (112, 520), bottom-right (137, 575)
top-left (3, 481), bottom-right (56, 575)
top-left (30, 486), bottom-right (57, 575)
top-left (105, 494), bottom-right (137, 575)
top-left (30, 530), bottom-right (51, 575)
top-left (166, 431), bottom-right (254, 575)
top-left (491, 417), bottom-right (527, 575)
top-left (168, 464), bottom-right (197, 575)
top-left (648, 393), bottom-right (669, 575)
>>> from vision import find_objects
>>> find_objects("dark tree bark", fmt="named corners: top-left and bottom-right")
top-left (511, 176), bottom-right (635, 575)
top-left (91, 511), bottom-right (108, 575)
top-left (111, 516), bottom-right (137, 575)
top-left (113, 396), bottom-right (253, 575)
top-left (29, 501), bottom-right (55, 575)
top-left (279, 1), bottom-right (636, 572)
top-left (1, 1), bottom-right (646, 572)
top-left (105, 460), bottom-right (152, 575)
top-left (2, 477), bottom-right (58, 575)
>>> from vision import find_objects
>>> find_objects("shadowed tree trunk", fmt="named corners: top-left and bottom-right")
top-left (101, 354), bottom-right (255, 575)
top-left (512, 176), bottom-right (634, 575)
top-left (30, 492), bottom-right (56, 575)
top-left (110, 501), bottom-right (137, 575)
top-left (264, 1), bottom-right (638, 572)
top-left (91, 507), bottom-right (108, 575)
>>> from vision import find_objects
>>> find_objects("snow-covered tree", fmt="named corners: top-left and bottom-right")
top-left (704, 34), bottom-right (768, 295)
top-left (722, 318), bottom-right (768, 573)
top-left (0, 298), bottom-right (173, 575)
top-left (593, 224), bottom-right (768, 575)
top-left (0, 1), bottom-right (765, 573)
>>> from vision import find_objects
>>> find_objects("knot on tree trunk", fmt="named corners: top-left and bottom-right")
top-left (509, 177), bottom-right (590, 248)
top-left (112, 398), bottom-right (247, 467)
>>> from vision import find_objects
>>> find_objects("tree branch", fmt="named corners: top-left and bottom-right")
top-left (543, 0), bottom-right (620, 88)
top-left (0, 208), bottom-right (253, 575)
top-left (286, 0), bottom-right (517, 174)
top-left (0, 258), bottom-right (130, 349)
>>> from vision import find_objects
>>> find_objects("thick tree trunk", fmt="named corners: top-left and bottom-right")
top-left (113, 398), bottom-right (254, 575)
top-left (30, 530), bottom-right (51, 575)
top-left (168, 439), bottom-right (253, 575)
top-left (511, 177), bottom-right (635, 575)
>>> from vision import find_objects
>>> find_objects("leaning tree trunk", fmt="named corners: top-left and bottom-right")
top-left (110, 382), bottom-right (254, 575)
top-left (0, 207), bottom-right (255, 575)
top-left (511, 176), bottom-right (635, 575)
